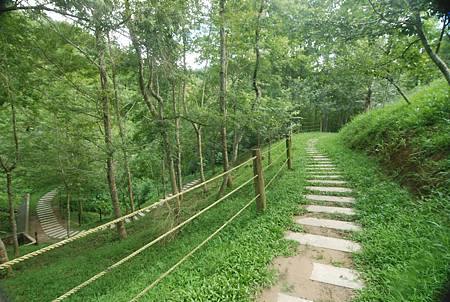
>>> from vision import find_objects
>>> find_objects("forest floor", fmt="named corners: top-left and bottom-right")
top-left (1, 133), bottom-right (449, 302)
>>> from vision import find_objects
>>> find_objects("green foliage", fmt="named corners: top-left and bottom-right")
top-left (340, 80), bottom-right (450, 194)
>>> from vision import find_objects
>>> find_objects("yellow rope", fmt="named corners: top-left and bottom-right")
top-left (261, 138), bottom-right (285, 156)
top-left (129, 194), bottom-right (259, 302)
top-left (52, 175), bottom-right (257, 301)
top-left (0, 156), bottom-right (255, 271)
top-left (265, 159), bottom-right (288, 189)
top-left (263, 151), bottom-right (287, 171)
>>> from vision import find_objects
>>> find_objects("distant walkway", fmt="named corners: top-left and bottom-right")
top-left (37, 190), bottom-right (79, 239)
top-left (259, 139), bottom-right (364, 302)
top-left (109, 179), bottom-right (201, 229)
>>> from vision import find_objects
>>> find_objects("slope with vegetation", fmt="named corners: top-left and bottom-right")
top-left (340, 80), bottom-right (450, 194)
top-left (329, 80), bottom-right (450, 301)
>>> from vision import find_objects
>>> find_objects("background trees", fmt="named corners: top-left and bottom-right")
top-left (0, 0), bottom-right (447, 259)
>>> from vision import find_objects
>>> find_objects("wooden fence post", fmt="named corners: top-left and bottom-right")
top-left (286, 135), bottom-right (293, 170)
top-left (252, 149), bottom-right (266, 213)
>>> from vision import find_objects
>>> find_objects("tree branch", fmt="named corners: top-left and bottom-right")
top-left (0, 4), bottom-right (89, 22)
top-left (435, 15), bottom-right (449, 54)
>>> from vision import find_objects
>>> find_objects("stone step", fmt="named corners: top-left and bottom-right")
top-left (285, 232), bottom-right (361, 253)
top-left (308, 175), bottom-right (342, 179)
top-left (305, 205), bottom-right (355, 215)
top-left (41, 222), bottom-right (60, 228)
top-left (138, 212), bottom-right (145, 217)
top-left (305, 186), bottom-right (352, 193)
top-left (306, 180), bottom-right (347, 185)
top-left (310, 262), bottom-right (364, 290)
top-left (306, 164), bottom-right (336, 169)
top-left (47, 229), bottom-right (68, 238)
top-left (306, 167), bottom-right (336, 171)
top-left (277, 293), bottom-right (313, 302)
top-left (296, 217), bottom-right (361, 232)
top-left (310, 160), bottom-right (332, 163)
top-left (305, 194), bottom-right (355, 203)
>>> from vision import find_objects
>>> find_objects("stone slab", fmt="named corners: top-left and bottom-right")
top-left (285, 232), bottom-right (361, 253)
top-left (306, 164), bottom-right (335, 167)
top-left (306, 180), bottom-right (347, 185)
top-left (309, 175), bottom-right (342, 179)
top-left (305, 194), bottom-right (355, 203)
top-left (278, 293), bottom-right (313, 302)
top-left (306, 205), bottom-right (355, 215)
top-left (296, 217), bottom-right (361, 231)
top-left (310, 262), bottom-right (364, 289)
top-left (306, 167), bottom-right (336, 170)
top-left (305, 186), bottom-right (352, 193)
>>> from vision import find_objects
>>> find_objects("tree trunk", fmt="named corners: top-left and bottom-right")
top-left (109, 37), bottom-right (136, 213)
top-left (161, 159), bottom-right (167, 198)
top-left (231, 93), bottom-right (243, 165)
top-left (386, 77), bottom-right (411, 104)
top-left (172, 83), bottom-right (183, 195)
top-left (0, 238), bottom-right (11, 276)
top-left (95, 26), bottom-right (127, 239)
top-left (66, 191), bottom-right (70, 238)
top-left (211, 146), bottom-right (217, 174)
top-left (158, 99), bottom-right (180, 221)
top-left (413, 12), bottom-right (450, 85)
top-left (218, 0), bottom-right (231, 197)
top-left (6, 171), bottom-right (19, 258)
top-left (78, 199), bottom-right (83, 226)
top-left (194, 125), bottom-right (207, 192)
top-left (364, 82), bottom-right (373, 111)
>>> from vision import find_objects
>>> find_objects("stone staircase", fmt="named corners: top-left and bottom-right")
top-left (259, 139), bottom-right (364, 302)
top-left (109, 179), bottom-right (201, 229)
top-left (37, 190), bottom-right (80, 239)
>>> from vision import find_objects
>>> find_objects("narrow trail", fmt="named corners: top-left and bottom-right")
top-left (106, 179), bottom-right (201, 229)
top-left (37, 190), bottom-right (80, 239)
top-left (259, 138), bottom-right (364, 302)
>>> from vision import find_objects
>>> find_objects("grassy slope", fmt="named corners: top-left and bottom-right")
top-left (314, 133), bottom-right (450, 302)
top-left (323, 80), bottom-right (450, 301)
top-left (340, 80), bottom-right (450, 194)
top-left (1, 135), bottom-right (310, 302)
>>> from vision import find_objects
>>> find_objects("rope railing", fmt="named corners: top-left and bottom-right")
top-left (128, 139), bottom-right (292, 301)
top-left (52, 175), bottom-right (258, 301)
top-left (264, 149), bottom-right (287, 171)
top-left (265, 159), bottom-right (289, 189)
top-left (129, 194), bottom-right (260, 302)
top-left (0, 156), bottom-right (256, 271)
top-left (261, 138), bottom-right (285, 156)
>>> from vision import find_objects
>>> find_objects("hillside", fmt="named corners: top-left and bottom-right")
top-left (340, 80), bottom-right (450, 194)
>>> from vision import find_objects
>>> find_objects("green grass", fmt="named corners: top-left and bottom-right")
top-left (0, 135), bottom-right (308, 302)
top-left (340, 79), bottom-right (450, 194)
top-left (336, 79), bottom-right (450, 300)
top-left (314, 132), bottom-right (450, 302)
top-left (3, 130), bottom-right (449, 302)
